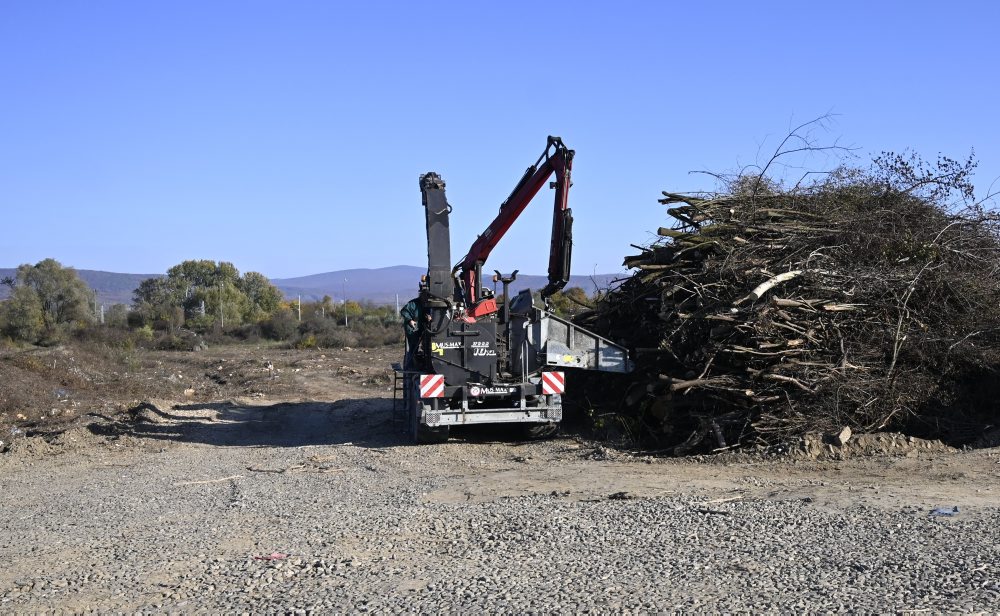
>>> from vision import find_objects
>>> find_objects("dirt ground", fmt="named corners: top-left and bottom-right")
top-left (3, 343), bottom-right (997, 509)
top-left (0, 342), bottom-right (398, 441)
top-left (1, 344), bottom-right (999, 611)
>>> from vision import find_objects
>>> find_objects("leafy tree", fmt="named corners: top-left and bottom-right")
top-left (16, 258), bottom-right (94, 329)
top-left (330, 299), bottom-right (364, 324)
top-left (237, 271), bottom-right (283, 321)
top-left (1, 285), bottom-right (45, 341)
top-left (133, 260), bottom-right (284, 330)
top-left (0, 259), bottom-right (93, 342)
top-left (133, 277), bottom-right (186, 328)
top-left (106, 304), bottom-right (130, 328)
top-left (547, 286), bottom-right (593, 318)
top-left (168, 259), bottom-right (223, 290)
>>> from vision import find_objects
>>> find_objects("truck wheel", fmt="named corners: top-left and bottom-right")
top-left (522, 423), bottom-right (558, 440)
top-left (416, 423), bottom-right (450, 444)
top-left (408, 389), bottom-right (449, 444)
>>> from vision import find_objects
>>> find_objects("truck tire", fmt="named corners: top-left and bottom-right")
top-left (416, 423), bottom-right (450, 444)
top-left (411, 405), bottom-right (449, 444)
top-left (408, 382), bottom-right (449, 444)
top-left (521, 423), bottom-right (558, 440)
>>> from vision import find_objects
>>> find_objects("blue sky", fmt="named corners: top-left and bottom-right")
top-left (1, 1), bottom-right (997, 279)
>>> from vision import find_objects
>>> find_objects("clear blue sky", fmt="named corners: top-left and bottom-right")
top-left (2, 1), bottom-right (997, 279)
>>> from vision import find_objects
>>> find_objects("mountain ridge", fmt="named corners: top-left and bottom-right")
top-left (1, 265), bottom-right (624, 306)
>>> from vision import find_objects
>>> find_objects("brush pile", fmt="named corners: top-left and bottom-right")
top-left (576, 157), bottom-right (1000, 453)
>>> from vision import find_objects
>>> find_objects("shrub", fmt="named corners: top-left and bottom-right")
top-left (0, 285), bottom-right (45, 342)
top-left (134, 325), bottom-right (154, 342)
top-left (230, 322), bottom-right (262, 342)
top-left (295, 334), bottom-right (317, 349)
top-left (261, 310), bottom-right (298, 341)
top-left (355, 322), bottom-right (403, 347)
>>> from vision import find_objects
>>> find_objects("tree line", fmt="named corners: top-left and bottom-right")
top-left (1, 258), bottom-right (593, 348)
top-left (0, 259), bottom-right (398, 348)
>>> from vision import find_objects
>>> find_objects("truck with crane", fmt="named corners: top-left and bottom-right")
top-left (395, 136), bottom-right (632, 443)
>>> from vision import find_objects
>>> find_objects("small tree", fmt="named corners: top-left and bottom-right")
top-left (133, 277), bottom-right (185, 328)
top-left (237, 271), bottom-right (284, 321)
top-left (1, 259), bottom-right (94, 342)
top-left (106, 304), bottom-right (130, 328)
top-left (0, 285), bottom-right (45, 342)
top-left (16, 258), bottom-right (94, 329)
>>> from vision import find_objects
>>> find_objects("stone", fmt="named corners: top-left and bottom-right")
top-left (834, 426), bottom-right (852, 447)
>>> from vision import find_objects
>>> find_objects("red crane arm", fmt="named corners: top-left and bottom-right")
top-left (456, 136), bottom-right (574, 305)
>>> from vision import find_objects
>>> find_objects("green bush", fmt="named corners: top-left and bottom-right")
top-left (295, 316), bottom-right (359, 348)
top-left (230, 322), bottom-right (263, 342)
top-left (73, 322), bottom-right (136, 350)
top-left (152, 332), bottom-right (199, 351)
top-left (261, 310), bottom-right (298, 341)
top-left (295, 333), bottom-right (318, 349)
top-left (184, 314), bottom-right (216, 333)
top-left (354, 322), bottom-right (403, 347)
top-left (1, 285), bottom-right (45, 342)
top-left (135, 325), bottom-right (154, 342)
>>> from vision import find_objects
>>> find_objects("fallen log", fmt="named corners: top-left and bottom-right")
top-left (735, 270), bottom-right (803, 305)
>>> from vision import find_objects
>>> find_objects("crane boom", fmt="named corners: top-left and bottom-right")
top-left (455, 136), bottom-right (574, 305)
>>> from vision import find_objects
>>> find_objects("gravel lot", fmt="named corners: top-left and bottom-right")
top-left (2, 358), bottom-right (999, 612)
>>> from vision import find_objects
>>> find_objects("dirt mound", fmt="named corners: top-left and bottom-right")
top-left (0, 344), bottom-right (400, 459)
top-left (780, 432), bottom-right (954, 461)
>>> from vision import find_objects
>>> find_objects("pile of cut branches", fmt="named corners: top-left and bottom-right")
top-left (575, 155), bottom-right (1000, 453)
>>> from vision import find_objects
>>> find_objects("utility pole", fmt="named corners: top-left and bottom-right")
top-left (100, 305), bottom-right (105, 325)
top-left (218, 282), bottom-right (224, 329)
top-left (343, 278), bottom-right (348, 327)
top-left (297, 295), bottom-right (302, 322)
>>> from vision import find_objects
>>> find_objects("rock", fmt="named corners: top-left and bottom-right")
top-left (183, 388), bottom-right (196, 397)
top-left (607, 491), bottom-right (633, 500)
top-left (834, 426), bottom-right (852, 447)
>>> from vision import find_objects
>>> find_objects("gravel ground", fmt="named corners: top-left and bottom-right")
top-left (2, 392), bottom-right (999, 613)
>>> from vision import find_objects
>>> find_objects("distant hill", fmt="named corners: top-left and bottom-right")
top-left (0, 268), bottom-right (162, 305)
top-left (1, 265), bottom-right (624, 306)
top-left (271, 265), bottom-right (624, 304)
